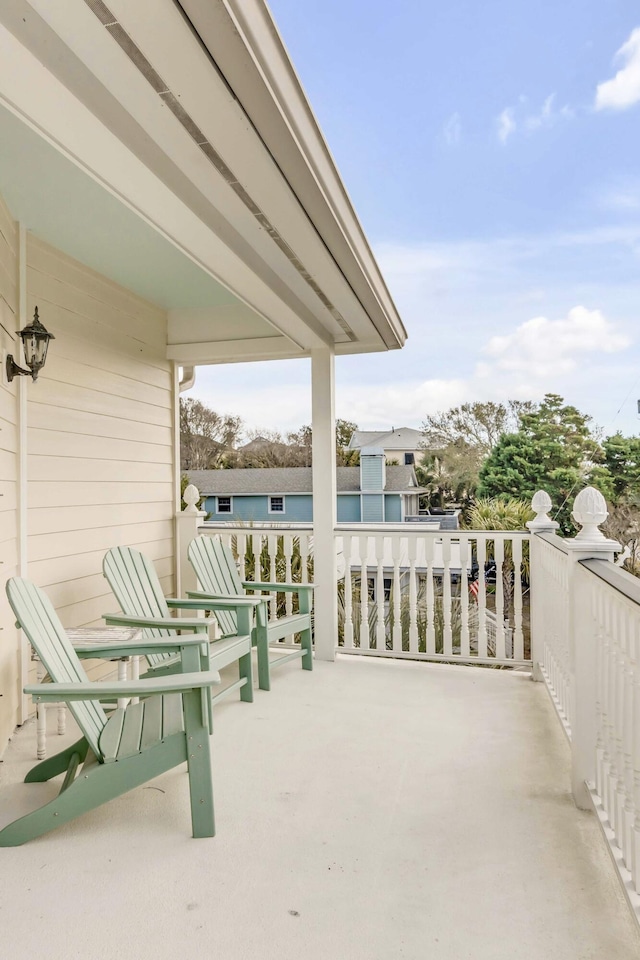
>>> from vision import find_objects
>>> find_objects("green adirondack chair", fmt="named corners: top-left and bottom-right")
top-left (102, 546), bottom-right (262, 705)
top-left (187, 535), bottom-right (313, 692)
top-left (0, 577), bottom-right (229, 846)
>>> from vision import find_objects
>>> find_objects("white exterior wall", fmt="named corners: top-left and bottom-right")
top-left (0, 196), bottom-right (21, 750)
top-left (0, 205), bottom-right (176, 751)
top-left (25, 238), bottom-right (175, 683)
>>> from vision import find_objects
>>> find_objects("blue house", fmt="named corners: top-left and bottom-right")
top-left (188, 448), bottom-right (423, 523)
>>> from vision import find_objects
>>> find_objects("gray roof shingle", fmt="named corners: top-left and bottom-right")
top-left (187, 466), bottom-right (421, 495)
top-left (348, 427), bottom-right (424, 451)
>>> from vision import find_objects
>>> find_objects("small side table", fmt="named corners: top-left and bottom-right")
top-left (32, 626), bottom-right (143, 760)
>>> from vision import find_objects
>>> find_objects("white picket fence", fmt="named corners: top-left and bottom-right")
top-left (197, 522), bottom-right (530, 666)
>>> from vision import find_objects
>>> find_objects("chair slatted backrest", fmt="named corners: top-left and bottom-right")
top-left (103, 547), bottom-right (177, 669)
top-left (6, 578), bottom-right (106, 757)
top-left (187, 537), bottom-right (244, 637)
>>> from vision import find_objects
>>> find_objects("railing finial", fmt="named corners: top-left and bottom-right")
top-left (571, 486), bottom-right (609, 543)
top-left (526, 490), bottom-right (559, 532)
top-left (183, 483), bottom-right (201, 515)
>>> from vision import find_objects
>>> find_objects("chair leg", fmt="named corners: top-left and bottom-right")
top-left (300, 628), bottom-right (313, 671)
top-left (239, 648), bottom-right (254, 702)
top-left (254, 626), bottom-right (271, 691)
top-left (24, 738), bottom-right (89, 783)
top-left (183, 690), bottom-right (215, 838)
top-left (0, 736), bottom-right (191, 846)
top-left (1, 748), bottom-right (162, 846)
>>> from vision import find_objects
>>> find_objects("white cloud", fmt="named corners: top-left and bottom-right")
top-left (497, 107), bottom-right (516, 144)
top-left (189, 223), bottom-right (640, 437)
top-left (524, 93), bottom-right (556, 131)
top-left (498, 94), bottom-right (573, 142)
top-left (481, 306), bottom-right (630, 378)
top-left (443, 112), bottom-right (462, 145)
top-left (597, 178), bottom-right (640, 212)
top-left (524, 93), bottom-right (574, 132)
top-left (595, 27), bottom-right (640, 111)
top-left (337, 378), bottom-right (470, 426)
top-left (334, 308), bottom-right (630, 427)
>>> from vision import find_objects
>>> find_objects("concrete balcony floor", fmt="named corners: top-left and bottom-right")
top-left (1, 656), bottom-right (639, 960)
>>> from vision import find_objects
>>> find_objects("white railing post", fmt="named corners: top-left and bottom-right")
top-left (311, 347), bottom-right (337, 661)
top-left (527, 490), bottom-right (559, 681)
top-left (566, 487), bottom-right (620, 809)
top-left (175, 484), bottom-right (206, 596)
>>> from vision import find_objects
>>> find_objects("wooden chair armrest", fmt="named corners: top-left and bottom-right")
top-left (73, 636), bottom-right (207, 658)
top-left (242, 581), bottom-right (314, 593)
top-left (102, 613), bottom-right (209, 631)
top-left (25, 671), bottom-right (222, 701)
top-left (165, 597), bottom-right (228, 610)
top-left (185, 592), bottom-right (265, 608)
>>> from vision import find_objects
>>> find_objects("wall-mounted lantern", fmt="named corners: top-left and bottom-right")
top-left (6, 307), bottom-right (55, 383)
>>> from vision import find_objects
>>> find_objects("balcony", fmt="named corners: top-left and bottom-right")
top-left (2, 487), bottom-right (640, 957)
top-left (1, 655), bottom-right (639, 958)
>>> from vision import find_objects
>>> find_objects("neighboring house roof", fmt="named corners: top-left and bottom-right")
top-left (348, 427), bottom-right (424, 451)
top-left (237, 436), bottom-right (282, 452)
top-left (188, 466), bottom-right (423, 495)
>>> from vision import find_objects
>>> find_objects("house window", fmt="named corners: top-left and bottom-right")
top-left (217, 496), bottom-right (232, 514)
top-left (366, 577), bottom-right (392, 602)
top-left (404, 452), bottom-right (415, 465)
top-left (269, 496), bottom-right (285, 514)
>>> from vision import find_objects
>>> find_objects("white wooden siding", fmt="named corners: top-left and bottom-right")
top-left (0, 195), bottom-right (20, 751)
top-left (26, 236), bottom-right (174, 684)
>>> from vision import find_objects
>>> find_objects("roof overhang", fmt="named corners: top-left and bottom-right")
top-left (0, 0), bottom-right (407, 365)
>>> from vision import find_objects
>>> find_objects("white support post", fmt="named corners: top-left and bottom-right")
top-left (527, 491), bottom-right (559, 682)
top-left (567, 487), bottom-right (620, 809)
top-left (311, 348), bottom-right (337, 661)
top-left (176, 485), bottom-right (206, 597)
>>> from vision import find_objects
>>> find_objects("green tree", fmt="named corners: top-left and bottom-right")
top-left (419, 400), bottom-right (534, 509)
top-left (336, 419), bottom-right (360, 466)
top-left (465, 496), bottom-right (534, 532)
top-left (223, 419), bottom-right (360, 468)
top-left (464, 497), bottom-right (534, 643)
top-left (335, 419), bottom-right (358, 449)
top-left (421, 400), bottom-right (533, 458)
top-left (597, 433), bottom-right (640, 577)
top-left (603, 501), bottom-right (640, 577)
top-left (601, 433), bottom-right (640, 502)
top-left (477, 394), bottom-right (600, 534)
top-left (416, 439), bottom-right (483, 509)
top-left (180, 397), bottom-right (242, 470)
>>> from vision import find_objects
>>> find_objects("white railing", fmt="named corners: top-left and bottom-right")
top-left (336, 525), bottom-right (528, 665)
top-left (533, 532), bottom-right (572, 735)
top-left (528, 486), bottom-right (640, 920)
top-left (583, 559), bottom-right (640, 897)
top-left (209, 526), bottom-right (313, 624)
top-left (182, 484), bottom-right (640, 924)
top-left (197, 521), bottom-right (531, 667)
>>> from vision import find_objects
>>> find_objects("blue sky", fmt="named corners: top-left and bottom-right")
top-left (191, 1), bottom-right (640, 439)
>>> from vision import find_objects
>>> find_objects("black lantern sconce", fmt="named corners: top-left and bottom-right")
top-left (6, 307), bottom-right (55, 383)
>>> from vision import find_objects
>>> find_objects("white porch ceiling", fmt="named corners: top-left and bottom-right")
top-left (0, 101), bottom-right (291, 359)
top-left (0, 103), bottom-right (255, 315)
top-left (0, 0), bottom-right (407, 364)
